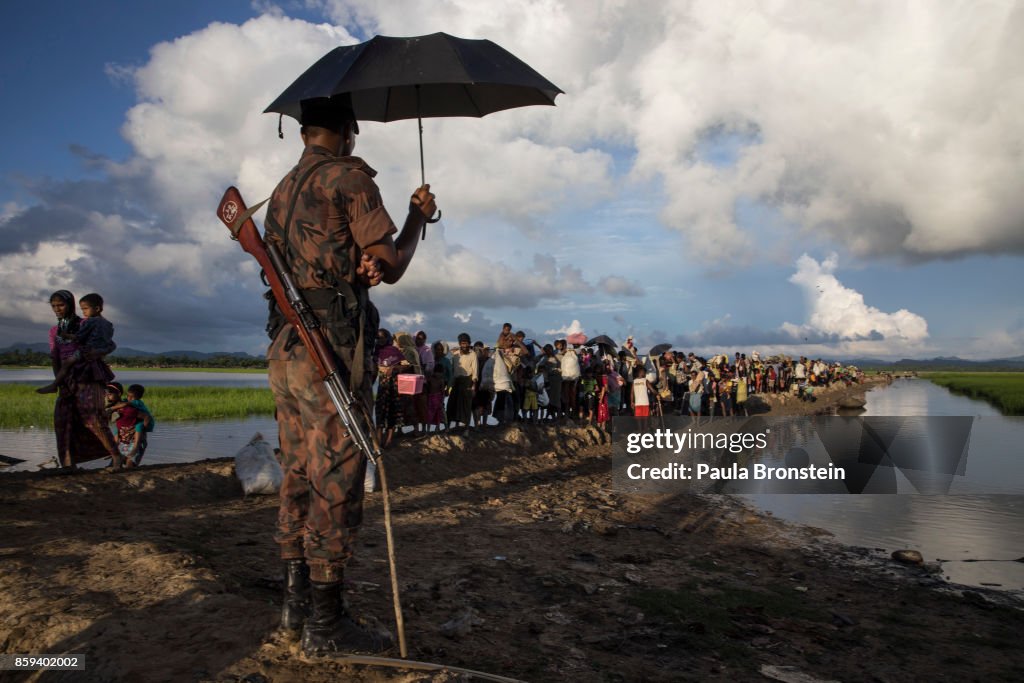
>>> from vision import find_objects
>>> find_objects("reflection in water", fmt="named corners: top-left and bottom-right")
top-left (749, 379), bottom-right (1024, 593)
top-left (0, 369), bottom-right (275, 472)
top-left (1, 415), bottom-right (280, 472)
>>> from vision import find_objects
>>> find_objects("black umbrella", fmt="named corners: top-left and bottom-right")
top-left (649, 343), bottom-right (672, 358)
top-left (265, 32), bottom-right (563, 188)
top-left (584, 335), bottom-right (618, 356)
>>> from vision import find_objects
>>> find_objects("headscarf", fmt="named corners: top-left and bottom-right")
top-left (395, 332), bottom-right (422, 373)
top-left (49, 289), bottom-right (80, 336)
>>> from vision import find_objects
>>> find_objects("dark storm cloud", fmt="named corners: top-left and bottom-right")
top-left (598, 275), bottom-right (644, 297)
top-left (0, 174), bottom-right (173, 257)
top-left (0, 175), bottom-right (270, 352)
top-left (671, 324), bottom-right (889, 349)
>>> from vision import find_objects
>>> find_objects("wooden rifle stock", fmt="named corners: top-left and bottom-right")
top-left (216, 186), bottom-right (337, 380)
top-left (215, 185), bottom-right (382, 465)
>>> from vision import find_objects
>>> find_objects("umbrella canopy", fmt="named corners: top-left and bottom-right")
top-left (566, 332), bottom-right (587, 346)
top-left (266, 32), bottom-right (563, 189)
top-left (584, 335), bottom-right (618, 355)
top-left (649, 343), bottom-right (672, 358)
top-left (266, 32), bottom-right (563, 122)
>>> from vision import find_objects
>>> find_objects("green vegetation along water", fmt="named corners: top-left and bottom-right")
top-left (922, 372), bottom-right (1024, 415)
top-left (0, 385), bottom-right (275, 428)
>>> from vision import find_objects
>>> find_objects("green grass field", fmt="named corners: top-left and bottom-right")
top-left (110, 367), bottom-right (268, 374)
top-left (0, 385), bottom-right (275, 428)
top-left (1, 366), bottom-right (267, 373)
top-left (922, 372), bottom-right (1024, 415)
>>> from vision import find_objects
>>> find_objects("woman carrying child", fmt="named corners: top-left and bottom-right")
top-left (45, 291), bottom-right (123, 469)
top-left (38, 292), bottom-right (116, 394)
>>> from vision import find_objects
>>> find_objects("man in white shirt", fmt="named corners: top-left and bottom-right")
top-left (557, 339), bottom-right (581, 419)
top-left (794, 358), bottom-right (807, 382)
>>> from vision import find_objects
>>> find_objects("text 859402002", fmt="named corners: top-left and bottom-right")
top-left (0, 655), bottom-right (86, 671)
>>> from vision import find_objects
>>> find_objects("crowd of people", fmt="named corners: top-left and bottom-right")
top-left (39, 287), bottom-right (861, 469)
top-left (371, 323), bottom-right (866, 437)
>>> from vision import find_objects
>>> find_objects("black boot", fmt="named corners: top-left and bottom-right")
top-left (301, 580), bottom-right (393, 656)
top-left (280, 559), bottom-right (310, 634)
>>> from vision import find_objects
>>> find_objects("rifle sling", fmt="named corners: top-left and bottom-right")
top-left (266, 157), bottom-right (368, 393)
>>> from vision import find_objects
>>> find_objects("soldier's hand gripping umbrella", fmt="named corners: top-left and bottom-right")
top-left (264, 31), bottom-right (564, 238)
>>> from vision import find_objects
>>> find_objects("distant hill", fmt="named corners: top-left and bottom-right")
top-left (113, 349), bottom-right (261, 360)
top-left (3, 342), bottom-right (1018, 370)
top-left (2, 342), bottom-right (50, 354)
top-left (1, 343), bottom-right (262, 361)
top-left (857, 357), bottom-right (1024, 372)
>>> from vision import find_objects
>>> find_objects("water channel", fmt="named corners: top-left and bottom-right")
top-left (748, 378), bottom-right (1024, 594)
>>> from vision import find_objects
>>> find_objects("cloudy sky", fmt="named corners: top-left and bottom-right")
top-left (2, 0), bottom-right (1022, 359)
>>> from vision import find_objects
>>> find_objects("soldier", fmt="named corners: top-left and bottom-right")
top-left (266, 96), bottom-right (437, 656)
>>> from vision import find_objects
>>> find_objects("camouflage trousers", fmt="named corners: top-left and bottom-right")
top-left (269, 344), bottom-right (373, 583)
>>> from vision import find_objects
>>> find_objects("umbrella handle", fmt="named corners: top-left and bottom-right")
top-left (420, 209), bottom-right (440, 240)
top-left (416, 92), bottom-right (443, 237)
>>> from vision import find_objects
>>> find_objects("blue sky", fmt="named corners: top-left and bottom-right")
top-left (1, 2), bottom-right (248, 191)
top-left (1, 1), bottom-right (1021, 360)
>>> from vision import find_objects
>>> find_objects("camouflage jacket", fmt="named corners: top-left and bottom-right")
top-left (265, 145), bottom-right (397, 362)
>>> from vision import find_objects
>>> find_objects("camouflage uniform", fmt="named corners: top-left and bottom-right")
top-left (266, 144), bottom-right (396, 583)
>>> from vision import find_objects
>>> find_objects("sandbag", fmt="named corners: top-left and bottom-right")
top-left (234, 432), bottom-right (282, 495)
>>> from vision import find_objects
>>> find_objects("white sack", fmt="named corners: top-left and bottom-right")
top-left (234, 432), bottom-right (282, 496)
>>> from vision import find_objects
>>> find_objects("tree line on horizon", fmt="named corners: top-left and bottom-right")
top-left (2, 348), bottom-right (1021, 372)
top-left (0, 349), bottom-right (268, 369)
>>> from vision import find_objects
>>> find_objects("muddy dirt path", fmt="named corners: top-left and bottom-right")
top-left (2, 419), bottom-right (1022, 683)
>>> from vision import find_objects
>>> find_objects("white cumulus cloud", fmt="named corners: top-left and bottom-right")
top-left (545, 319), bottom-right (585, 336)
top-left (327, 0), bottom-right (1024, 263)
top-left (782, 253), bottom-right (929, 343)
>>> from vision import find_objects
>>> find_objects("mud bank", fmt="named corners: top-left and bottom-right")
top-left (3, 388), bottom-right (1022, 682)
top-left (739, 375), bottom-right (889, 417)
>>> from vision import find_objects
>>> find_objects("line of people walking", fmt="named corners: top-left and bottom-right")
top-left (372, 325), bottom-right (865, 437)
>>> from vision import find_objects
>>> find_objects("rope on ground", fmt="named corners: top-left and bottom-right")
top-left (336, 654), bottom-right (528, 683)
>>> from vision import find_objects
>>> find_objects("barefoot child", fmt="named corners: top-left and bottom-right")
top-left (425, 365), bottom-right (446, 432)
top-left (38, 293), bottom-right (116, 393)
top-left (108, 384), bottom-right (154, 467)
top-left (522, 368), bottom-right (539, 424)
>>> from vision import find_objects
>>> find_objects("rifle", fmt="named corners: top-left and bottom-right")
top-left (216, 186), bottom-right (381, 464)
top-left (216, 186), bottom-right (407, 657)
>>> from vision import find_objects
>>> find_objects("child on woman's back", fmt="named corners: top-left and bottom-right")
top-left (38, 293), bottom-right (116, 393)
